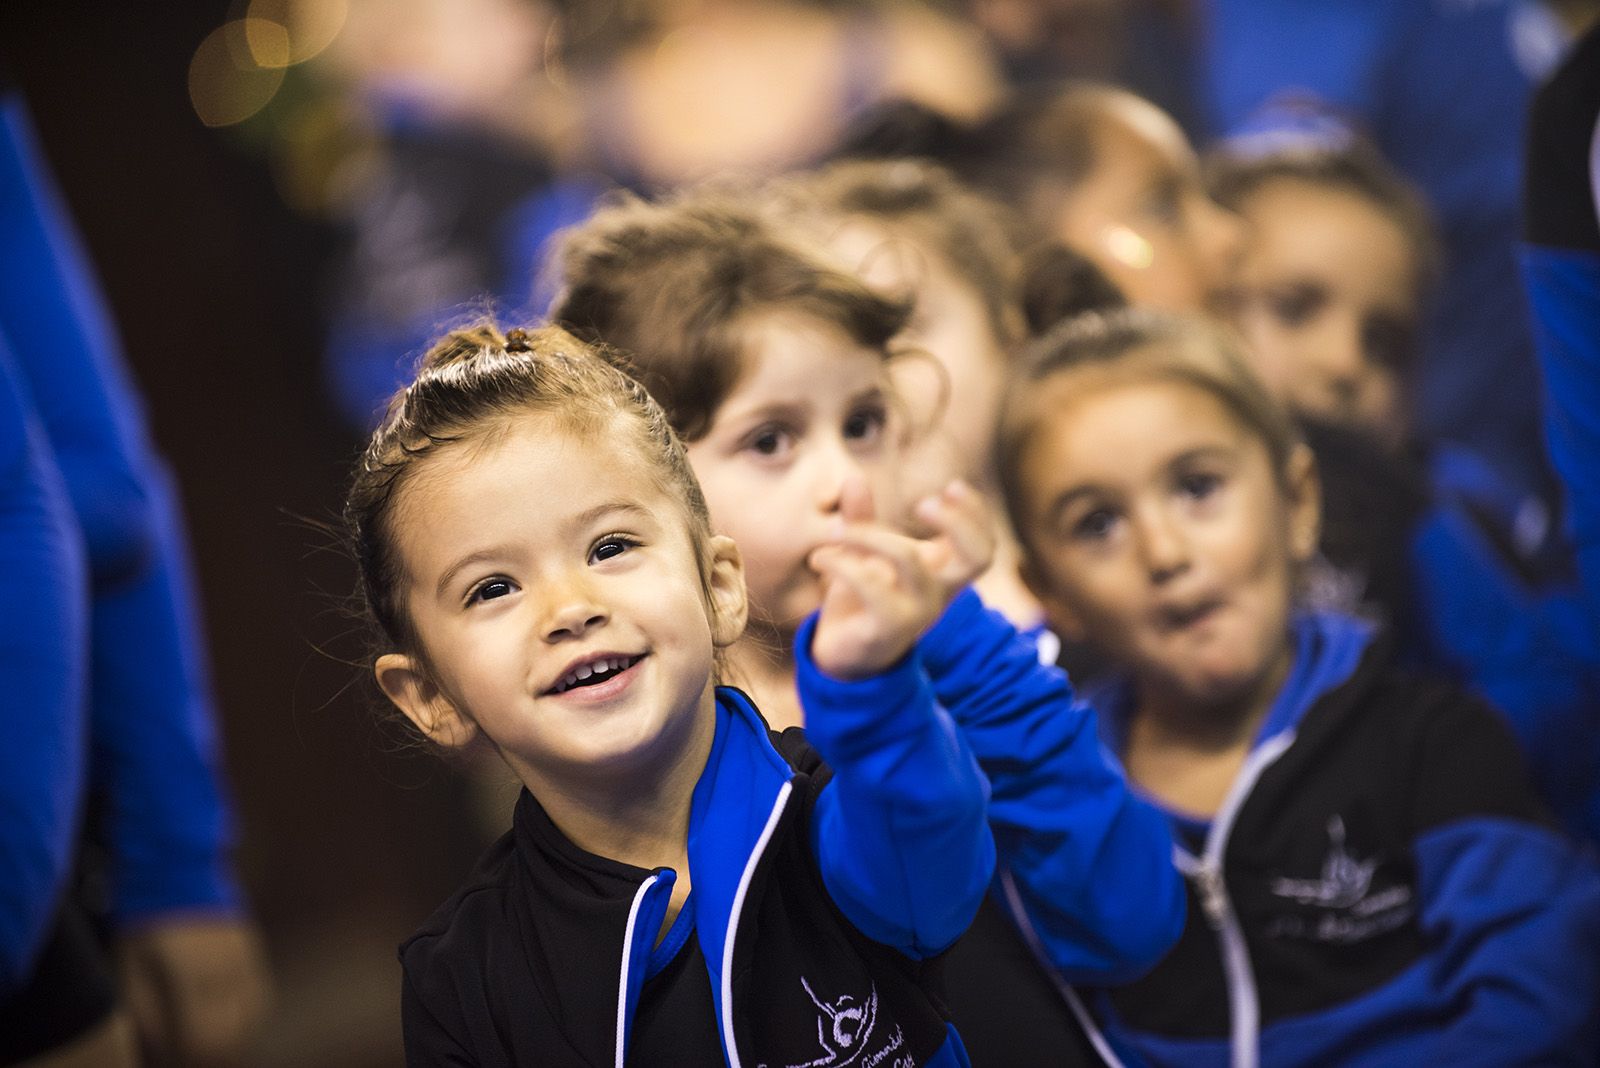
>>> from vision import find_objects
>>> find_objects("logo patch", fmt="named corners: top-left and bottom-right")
top-left (1267, 816), bottom-right (1414, 943)
top-left (761, 977), bottom-right (915, 1068)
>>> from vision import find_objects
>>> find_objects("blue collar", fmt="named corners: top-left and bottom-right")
top-left (1092, 611), bottom-right (1375, 757)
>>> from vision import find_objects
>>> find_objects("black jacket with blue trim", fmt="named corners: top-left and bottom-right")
top-left (1083, 613), bottom-right (1600, 1066)
top-left (398, 615), bottom-right (994, 1067)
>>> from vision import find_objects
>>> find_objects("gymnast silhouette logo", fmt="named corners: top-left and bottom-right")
top-left (1270, 816), bottom-right (1377, 909)
top-left (784, 976), bottom-right (882, 1068)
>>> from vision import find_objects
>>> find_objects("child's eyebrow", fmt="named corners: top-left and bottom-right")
top-left (569, 500), bottom-right (654, 531)
top-left (719, 399), bottom-right (809, 427)
top-left (435, 544), bottom-right (521, 599)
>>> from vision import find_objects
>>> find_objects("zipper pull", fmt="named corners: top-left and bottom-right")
top-left (1194, 864), bottom-right (1229, 930)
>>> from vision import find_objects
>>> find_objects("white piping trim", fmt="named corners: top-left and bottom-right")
top-left (1172, 730), bottom-right (1297, 1068)
top-left (998, 869), bottom-right (1128, 1068)
top-left (616, 873), bottom-right (662, 1068)
top-left (1588, 108), bottom-right (1600, 230)
top-left (721, 780), bottom-right (794, 1068)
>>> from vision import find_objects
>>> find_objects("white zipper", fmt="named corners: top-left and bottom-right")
top-left (1173, 730), bottom-right (1297, 1068)
top-left (997, 868), bottom-right (1129, 1068)
top-left (616, 873), bottom-right (663, 1068)
top-left (720, 780), bottom-right (794, 1068)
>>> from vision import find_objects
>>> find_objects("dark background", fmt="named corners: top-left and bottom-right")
top-left (1, 3), bottom-right (480, 1062)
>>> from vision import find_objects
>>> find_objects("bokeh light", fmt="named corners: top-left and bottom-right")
top-left (189, 20), bottom-right (287, 127)
top-left (248, 0), bottom-right (350, 66)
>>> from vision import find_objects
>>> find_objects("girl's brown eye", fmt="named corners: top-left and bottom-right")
top-left (1178, 472), bottom-right (1222, 500)
top-left (1268, 284), bottom-right (1325, 327)
top-left (844, 404), bottom-right (888, 442)
top-left (590, 535), bottom-right (640, 564)
top-left (469, 579), bottom-right (515, 605)
top-left (1072, 509), bottom-right (1119, 542)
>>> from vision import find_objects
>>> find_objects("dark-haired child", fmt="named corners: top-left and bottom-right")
top-left (1209, 140), bottom-right (1600, 843)
top-left (550, 190), bottom-right (1185, 1041)
top-left (959, 84), bottom-right (1245, 322)
top-left (351, 323), bottom-right (998, 1065)
top-left (998, 308), bottom-right (1600, 1065)
top-left (786, 158), bottom-right (1044, 628)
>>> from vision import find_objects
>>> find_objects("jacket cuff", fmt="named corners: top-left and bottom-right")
top-left (914, 587), bottom-right (989, 676)
top-left (793, 613), bottom-right (932, 755)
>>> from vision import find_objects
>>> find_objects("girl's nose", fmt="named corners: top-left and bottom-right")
top-left (1309, 315), bottom-right (1369, 415)
top-left (540, 578), bottom-right (609, 642)
top-left (1138, 509), bottom-right (1192, 583)
top-left (815, 440), bottom-right (874, 514)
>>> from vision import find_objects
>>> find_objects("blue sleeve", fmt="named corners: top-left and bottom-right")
top-left (1405, 699), bottom-right (1600, 1057)
top-left (0, 92), bottom-right (154, 586)
top-left (1407, 505), bottom-right (1600, 843)
top-left (917, 590), bottom-right (1185, 982)
top-left (0, 92), bottom-right (241, 924)
top-left (1525, 249), bottom-right (1600, 644)
top-left (89, 463), bottom-right (241, 924)
top-left (1409, 820), bottom-right (1600, 1057)
top-left (0, 337), bottom-right (89, 994)
top-left (793, 614), bottom-right (995, 959)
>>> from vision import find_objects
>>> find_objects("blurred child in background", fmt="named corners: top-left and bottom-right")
top-left (960, 83), bottom-right (1244, 321)
top-left (996, 307), bottom-right (1600, 1066)
top-left (785, 158), bottom-right (1044, 628)
top-left (1210, 141), bottom-right (1600, 843)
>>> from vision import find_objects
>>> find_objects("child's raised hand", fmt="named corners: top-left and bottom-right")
top-left (807, 476), bottom-right (995, 680)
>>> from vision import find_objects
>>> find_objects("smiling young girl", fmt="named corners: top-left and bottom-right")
top-left (550, 189), bottom-right (1186, 1060)
top-left (349, 323), bottom-right (999, 1066)
top-left (997, 308), bottom-right (1600, 1065)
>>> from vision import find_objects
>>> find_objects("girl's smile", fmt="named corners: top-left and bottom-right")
top-left (543, 651), bottom-right (647, 699)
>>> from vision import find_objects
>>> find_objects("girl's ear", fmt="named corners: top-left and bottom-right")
top-left (375, 653), bottom-right (480, 748)
top-left (1283, 442), bottom-right (1323, 564)
top-left (1019, 556), bottom-right (1089, 643)
top-left (705, 535), bottom-right (749, 648)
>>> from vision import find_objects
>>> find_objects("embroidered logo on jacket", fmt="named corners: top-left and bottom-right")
top-left (1267, 816), bottom-right (1414, 943)
top-left (762, 977), bottom-right (914, 1068)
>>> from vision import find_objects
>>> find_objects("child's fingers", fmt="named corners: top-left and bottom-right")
top-left (816, 523), bottom-right (924, 587)
top-left (914, 481), bottom-right (996, 582)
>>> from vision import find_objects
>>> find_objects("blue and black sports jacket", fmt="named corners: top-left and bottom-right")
top-left (399, 615), bottom-right (995, 1067)
top-left (1081, 612), bottom-right (1600, 1066)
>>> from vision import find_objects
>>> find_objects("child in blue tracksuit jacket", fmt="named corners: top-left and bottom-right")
top-left (350, 322), bottom-right (995, 1064)
top-left (1202, 0), bottom-right (1558, 511)
top-left (1206, 137), bottom-right (1600, 844)
top-left (997, 307), bottom-right (1600, 1066)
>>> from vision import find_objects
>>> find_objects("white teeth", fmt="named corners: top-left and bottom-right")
top-left (552, 655), bottom-right (637, 694)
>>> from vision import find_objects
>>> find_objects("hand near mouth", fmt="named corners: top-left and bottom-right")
top-left (807, 476), bottom-right (995, 680)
